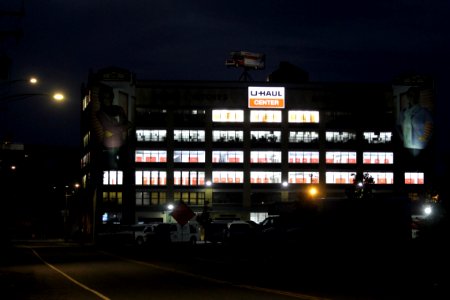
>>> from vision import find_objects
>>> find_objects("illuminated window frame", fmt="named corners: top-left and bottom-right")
top-left (325, 152), bottom-right (357, 164)
top-left (364, 172), bottom-right (394, 184)
top-left (250, 151), bottom-right (282, 163)
top-left (212, 110), bottom-right (244, 122)
top-left (212, 151), bottom-right (244, 163)
top-left (250, 131), bottom-right (281, 143)
top-left (212, 130), bottom-right (244, 142)
top-left (174, 150), bottom-right (205, 163)
top-left (136, 129), bottom-right (167, 142)
top-left (135, 170), bottom-right (167, 186)
top-left (288, 131), bottom-right (319, 143)
top-left (135, 150), bottom-right (167, 163)
top-left (326, 131), bottom-right (356, 143)
top-left (174, 170), bottom-right (205, 186)
top-left (174, 192), bottom-right (205, 206)
top-left (102, 191), bottom-right (122, 205)
top-left (288, 172), bottom-right (319, 184)
top-left (325, 172), bottom-right (356, 184)
top-left (405, 172), bottom-right (424, 185)
top-left (135, 191), bottom-right (150, 206)
top-left (250, 171), bottom-right (282, 184)
top-left (103, 171), bottom-right (123, 185)
top-left (212, 171), bottom-right (244, 184)
top-left (363, 132), bottom-right (392, 144)
top-left (174, 129), bottom-right (205, 142)
top-left (288, 151), bottom-right (319, 164)
top-left (362, 152), bottom-right (394, 164)
top-left (288, 110), bottom-right (319, 123)
top-left (250, 110), bottom-right (282, 123)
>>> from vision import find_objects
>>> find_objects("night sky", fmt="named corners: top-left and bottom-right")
top-left (1, 1), bottom-right (449, 163)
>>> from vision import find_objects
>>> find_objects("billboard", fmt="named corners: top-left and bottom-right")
top-left (393, 75), bottom-right (434, 156)
top-left (225, 51), bottom-right (265, 70)
top-left (248, 86), bottom-right (285, 109)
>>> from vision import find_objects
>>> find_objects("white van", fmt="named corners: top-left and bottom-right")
top-left (154, 222), bottom-right (200, 244)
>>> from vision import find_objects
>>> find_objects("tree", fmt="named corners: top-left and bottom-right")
top-left (347, 172), bottom-right (375, 199)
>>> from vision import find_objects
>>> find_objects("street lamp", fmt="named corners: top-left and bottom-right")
top-left (0, 92), bottom-right (65, 103)
top-left (0, 76), bottom-right (38, 87)
top-left (1, 76), bottom-right (65, 103)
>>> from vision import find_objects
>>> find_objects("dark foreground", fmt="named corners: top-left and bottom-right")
top-left (1, 236), bottom-right (449, 300)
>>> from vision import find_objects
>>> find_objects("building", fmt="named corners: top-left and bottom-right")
top-left (79, 67), bottom-right (436, 240)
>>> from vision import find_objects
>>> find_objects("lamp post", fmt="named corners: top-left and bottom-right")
top-left (1, 76), bottom-right (65, 104)
top-left (1, 92), bottom-right (65, 103)
top-left (0, 77), bottom-right (38, 87)
top-left (63, 183), bottom-right (80, 242)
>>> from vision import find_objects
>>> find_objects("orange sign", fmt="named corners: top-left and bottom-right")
top-left (249, 98), bottom-right (285, 108)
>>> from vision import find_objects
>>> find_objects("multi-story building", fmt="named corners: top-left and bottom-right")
top-left (80, 67), bottom-right (435, 239)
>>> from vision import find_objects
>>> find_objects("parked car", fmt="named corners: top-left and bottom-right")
top-left (223, 221), bottom-right (255, 244)
top-left (204, 221), bottom-right (228, 244)
top-left (131, 223), bottom-right (161, 246)
top-left (97, 224), bottom-right (134, 245)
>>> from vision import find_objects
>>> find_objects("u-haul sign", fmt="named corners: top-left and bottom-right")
top-left (248, 86), bottom-right (285, 109)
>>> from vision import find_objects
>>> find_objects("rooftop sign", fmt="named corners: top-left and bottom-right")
top-left (248, 86), bottom-right (285, 109)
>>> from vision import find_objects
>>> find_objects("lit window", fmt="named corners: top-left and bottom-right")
top-left (135, 150), bottom-right (167, 163)
top-left (250, 131), bottom-right (281, 142)
top-left (250, 171), bottom-right (282, 184)
top-left (212, 151), bottom-right (244, 163)
top-left (174, 130), bottom-right (205, 142)
top-left (288, 151), bottom-right (319, 164)
top-left (288, 110), bottom-right (319, 123)
top-left (212, 171), bottom-right (244, 184)
top-left (103, 191), bottom-right (122, 204)
top-left (212, 110), bottom-right (244, 122)
top-left (326, 131), bottom-right (356, 143)
top-left (250, 110), bottom-right (282, 123)
top-left (365, 172), bottom-right (394, 184)
top-left (212, 130), bottom-right (244, 142)
top-left (103, 171), bottom-right (123, 185)
top-left (289, 131), bottom-right (319, 143)
top-left (174, 192), bottom-right (205, 206)
top-left (362, 152), bottom-right (394, 164)
top-left (136, 129), bottom-right (167, 142)
top-left (174, 170), bottom-right (205, 186)
top-left (250, 151), bottom-right (282, 163)
top-left (174, 150), bottom-right (205, 163)
top-left (288, 172), bottom-right (319, 184)
top-left (135, 170), bottom-right (167, 186)
top-left (325, 152), bottom-right (357, 164)
top-left (325, 172), bottom-right (356, 184)
top-left (363, 132), bottom-right (392, 144)
top-left (405, 172), bottom-right (424, 184)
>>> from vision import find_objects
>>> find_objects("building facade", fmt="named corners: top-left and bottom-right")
top-left (80, 67), bottom-right (435, 239)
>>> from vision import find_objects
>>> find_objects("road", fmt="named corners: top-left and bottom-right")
top-left (1, 239), bottom-right (449, 300)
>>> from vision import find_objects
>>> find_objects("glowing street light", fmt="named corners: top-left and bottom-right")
top-left (1, 76), bottom-right (65, 103)
top-left (309, 186), bottom-right (318, 197)
top-left (52, 92), bottom-right (65, 102)
top-left (0, 92), bottom-right (66, 103)
top-left (0, 76), bottom-right (38, 86)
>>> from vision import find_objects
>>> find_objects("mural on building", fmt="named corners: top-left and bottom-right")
top-left (90, 84), bottom-right (132, 169)
top-left (393, 76), bottom-right (434, 156)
